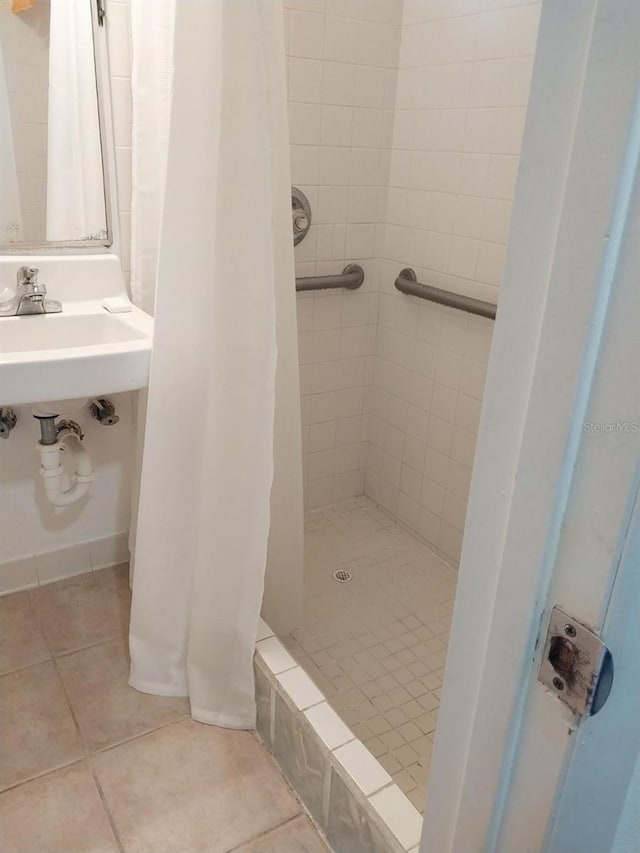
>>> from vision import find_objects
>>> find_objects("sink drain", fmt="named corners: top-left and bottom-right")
top-left (333, 569), bottom-right (352, 583)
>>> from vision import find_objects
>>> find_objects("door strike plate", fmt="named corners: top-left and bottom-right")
top-left (538, 606), bottom-right (613, 717)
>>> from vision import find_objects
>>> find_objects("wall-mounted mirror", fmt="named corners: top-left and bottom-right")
top-left (0, 0), bottom-right (110, 250)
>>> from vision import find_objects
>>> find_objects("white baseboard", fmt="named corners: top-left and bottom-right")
top-left (0, 532), bottom-right (130, 596)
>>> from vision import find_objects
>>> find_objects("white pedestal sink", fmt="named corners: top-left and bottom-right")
top-left (0, 255), bottom-right (153, 407)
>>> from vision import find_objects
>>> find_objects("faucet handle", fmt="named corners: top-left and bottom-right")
top-left (17, 265), bottom-right (39, 286)
top-left (17, 266), bottom-right (46, 295)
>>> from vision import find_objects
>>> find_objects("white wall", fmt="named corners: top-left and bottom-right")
top-left (0, 0), bottom-right (50, 242)
top-left (0, 1), bottom-right (135, 591)
top-left (0, 395), bottom-right (133, 592)
top-left (285, 0), bottom-right (402, 509)
top-left (366, 0), bottom-right (541, 563)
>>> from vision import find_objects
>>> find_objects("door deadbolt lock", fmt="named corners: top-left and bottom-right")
top-left (538, 606), bottom-right (613, 717)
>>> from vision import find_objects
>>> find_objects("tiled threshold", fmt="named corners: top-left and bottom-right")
top-left (255, 620), bottom-right (422, 853)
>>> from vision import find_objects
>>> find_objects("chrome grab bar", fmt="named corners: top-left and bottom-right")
top-left (296, 264), bottom-right (364, 293)
top-left (394, 268), bottom-right (497, 320)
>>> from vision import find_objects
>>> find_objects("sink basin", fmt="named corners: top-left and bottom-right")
top-left (2, 312), bottom-right (146, 353)
top-left (0, 303), bottom-right (153, 406)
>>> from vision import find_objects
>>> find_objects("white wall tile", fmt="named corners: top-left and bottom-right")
top-left (289, 58), bottom-right (324, 102)
top-left (106, 2), bottom-right (131, 78)
top-left (369, 784), bottom-right (423, 849)
top-left (304, 701), bottom-right (355, 750)
top-left (334, 739), bottom-right (392, 795)
top-left (322, 61), bottom-right (356, 106)
top-left (90, 532), bottom-right (129, 571)
top-left (290, 9), bottom-right (326, 59)
top-left (0, 557), bottom-right (38, 595)
top-left (256, 617), bottom-right (274, 642)
top-left (289, 101), bottom-right (323, 144)
top-left (289, 0), bottom-right (539, 522)
top-left (256, 636), bottom-right (298, 675)
top-left (277, 666), bottom-right (325, 709)
top-left (111, 76), bottom-right (132, 149)
top-left (324, 15), bottom-right (358, 63)
top-left (36, 542), bottom-right (92, 585)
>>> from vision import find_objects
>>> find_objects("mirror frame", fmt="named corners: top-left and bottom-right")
top-left (0, 0), bottom-right (118, 255)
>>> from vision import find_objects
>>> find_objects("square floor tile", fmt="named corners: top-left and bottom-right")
top-left (0, 591), bottom-right (50, 676)
top-left (282, 496), bottom-right (457, 811)
top-left (0, 762), bottom-right (119, 852)
top-left (57, 638), bottom-right (190, 751)
top-left (31, 564), bottom-right (131, 654)
top-left (0, 661), bottom-right (84, 790)
top-left (234, 815), bottom-right (330, 852)
top-left (93, 719), bottom-right (300, 853)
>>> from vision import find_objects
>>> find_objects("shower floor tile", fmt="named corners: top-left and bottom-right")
top-left (282, 496), bottom-right (458, 812)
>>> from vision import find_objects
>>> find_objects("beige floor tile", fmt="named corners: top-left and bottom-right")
top-left (233, 816), bottom-right (330, 852)
top-left (58, 638), bottom-right (190, 751)
top-left (0, 591), bottom-right (50, 675)
top-left (93, 718), bottom-right (300, 853)
top-left (0, 762), bottom-right (119, 853)
top-left (31, 564), bottom-right (131, 654)
top-left (0, 660), bottom-right (84, 790)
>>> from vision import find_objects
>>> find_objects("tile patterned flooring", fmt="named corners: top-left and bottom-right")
top-left (0, 565), bottom-right (330, 853)
top-left (282, 497), bottom-right (458, 812)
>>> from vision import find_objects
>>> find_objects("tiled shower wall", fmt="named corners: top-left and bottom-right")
top-left (367, 0), bottom-right (541, 562)
top-left (284, 0), bottom-right (402, 509)
top-left (386, 0), bottom-right (541, 305)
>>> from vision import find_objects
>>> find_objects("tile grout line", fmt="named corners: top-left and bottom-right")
top-left (0, 756), bottom-right (86, 797)
top-left (52, 633), bottom-right (129, 660)
top-left (89, 713), bottom-right (193, 759)
top-left (86, 756), bottom-right (127, 853)
top-left (0, 591), bottom-right (90, 794)
top-left (222, 812), bottom-right (306, 853)
top-left (0, 712), bottom-right (192, 797)
top-left (2, 573), bottom-right (192, 843)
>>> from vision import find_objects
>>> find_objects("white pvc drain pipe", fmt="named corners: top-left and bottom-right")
top-left (37, 430), bottom-right (94, 507)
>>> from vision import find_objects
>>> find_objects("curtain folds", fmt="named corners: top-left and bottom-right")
top-left (128, 0), bottom-right (300, 727)
top-left (46, 0), bottom-right (105, 241)
top-left (129, 0), bottom-right (175, 314)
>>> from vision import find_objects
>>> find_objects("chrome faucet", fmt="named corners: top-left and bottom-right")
top-left (13, 266), bottom-right (62, 316)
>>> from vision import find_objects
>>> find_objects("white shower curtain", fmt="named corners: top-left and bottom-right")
top-left (0, 46), bottom-right (22, 243)
top-left (128, 0), bottom-right (174, 314)
top-left (129, 0), bottom-right (299, 727)
top-left (46, 0), bottom-right (105, 241)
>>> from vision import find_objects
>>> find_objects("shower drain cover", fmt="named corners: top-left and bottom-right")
top-left (333, 569), bottom-right (352, 583)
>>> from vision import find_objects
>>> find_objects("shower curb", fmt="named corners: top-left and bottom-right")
top-left (254, 620), bottom-right (422, 853)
